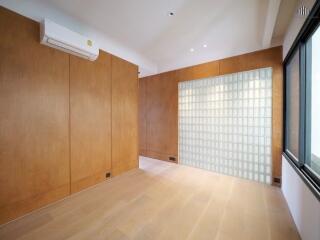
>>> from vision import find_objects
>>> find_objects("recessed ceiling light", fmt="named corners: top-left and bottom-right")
top-left (190, 48), bottom-right (195, 52)
top-left (167, 11), bottom-right (175, 16)
top-left (203, 44), bottom-right (207, 48)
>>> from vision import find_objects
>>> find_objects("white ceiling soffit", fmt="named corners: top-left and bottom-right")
top-left (272, 0), bottom-right (299, 47)
top-left (262, 0), bottom-right (282, 48)
top-left (0, 0), bottom-right (286, 77)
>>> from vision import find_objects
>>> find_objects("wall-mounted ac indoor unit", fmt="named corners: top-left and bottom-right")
top-left (40, 19), bottom-right (99, 61)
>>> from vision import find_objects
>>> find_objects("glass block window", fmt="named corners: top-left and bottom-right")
top-left (178, 68), bottom-right (272, 184)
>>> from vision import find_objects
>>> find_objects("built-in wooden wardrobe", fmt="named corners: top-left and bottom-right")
top-left (0, 7), bottom-right (138, 224)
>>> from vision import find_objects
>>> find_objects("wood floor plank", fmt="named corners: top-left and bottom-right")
top-left (0, 157), bottom-right (300, 240)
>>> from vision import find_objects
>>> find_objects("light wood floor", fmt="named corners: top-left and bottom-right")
top-left (0, 157), bottom-right (299, 240)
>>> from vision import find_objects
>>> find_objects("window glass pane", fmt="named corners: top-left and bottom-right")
top-left (306, 25), bottom-right (320, 176)
top-left (286, 50), bottom-right (300, 159)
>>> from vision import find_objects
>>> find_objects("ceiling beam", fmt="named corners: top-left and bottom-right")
top-left (262, 0), bottom-right (282, 48)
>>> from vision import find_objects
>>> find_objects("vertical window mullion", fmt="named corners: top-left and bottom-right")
top-left (299, 43), bottom-right (306, 167)
top-left (305, 39), bottom-right (312, 168)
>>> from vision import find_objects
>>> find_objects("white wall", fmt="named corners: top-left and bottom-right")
top-left (282, 157), bottom-right (320, 240)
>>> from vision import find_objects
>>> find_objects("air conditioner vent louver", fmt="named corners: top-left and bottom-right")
top-left (40, 19), bottom-right (99, 61)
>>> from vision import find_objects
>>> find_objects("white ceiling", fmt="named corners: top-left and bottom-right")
top-left (272, 0), bottom-right (298, 44)
top-left (0, 0), bottom-right (291, 77)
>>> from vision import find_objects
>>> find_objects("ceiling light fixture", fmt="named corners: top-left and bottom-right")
top-left (190, 48), bottom-right (195, 52)
top-left (167, 11), bottom-right (175, 16)
top-left (203, 44), bottom-right (207, 48)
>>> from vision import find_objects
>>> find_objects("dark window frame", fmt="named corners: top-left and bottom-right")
top-left (284, 47), bottom-right (303, 165)
top-left (283, 0), bottom-right (320, 200)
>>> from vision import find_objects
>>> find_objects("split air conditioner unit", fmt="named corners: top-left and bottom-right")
top-left (40, 19), bottom-right (99, 61)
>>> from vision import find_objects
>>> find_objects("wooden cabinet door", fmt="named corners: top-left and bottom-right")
top-left (111, 56), bottom-right (139, 176)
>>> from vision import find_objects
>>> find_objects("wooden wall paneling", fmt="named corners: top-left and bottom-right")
top-left (219, 47), bottom-right (282, 75)
top-left (111, 56), bottom-right (139, 176)
top-left (174, 60), bottom-right (220, 82)
top-left (138, 78), bottom-right (147, 155)
top-left (70, 52), bottom-right (112, 193)
top-left (218, 54), bottom-right (250, 75)
top-left (145, 72), bottom-right (179, 162)
top-left (0, 7), bottom-right (70, 224)
top-left (139, 47), bottom-right (283, 182)
top-left (271, 64), bottom-right (283, 179)
top-left (140, 60), bottom-right (220, 162)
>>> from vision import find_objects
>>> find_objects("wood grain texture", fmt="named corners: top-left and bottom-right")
top-left (0, 7), bottom-right (139, 224)
top-left (70, 52), bottom-right (112, 193)
top-left (173, 60), bottom-right (220, 82)
top-left (146, 73), bottom-right (179, 161)
top-left (139, 47), bottom-right (283, 180)
top-left (0, 7), bottom-right (70, 224)
top-left (0, 157), bottom-right (300, 240)
top-left (272, 65), bottom-right (284, 179)
top-left (140, 61), bottom-right (220, 162)
top-left (111, 56), bottom-right (139, 176)
top-left (138, 78), bottom-right (147, 154)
